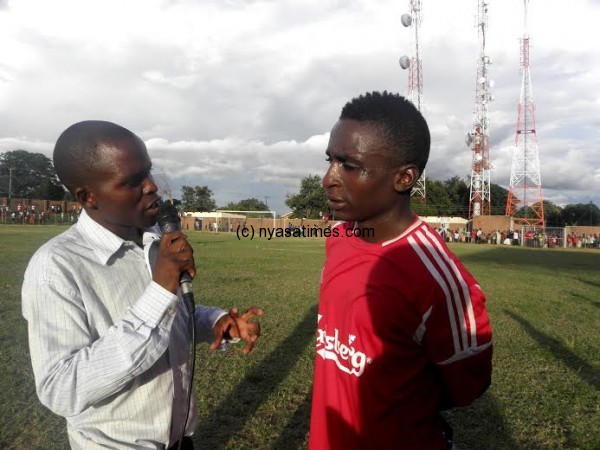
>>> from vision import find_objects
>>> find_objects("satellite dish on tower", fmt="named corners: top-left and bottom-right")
top-left (466, 132), bottom-right (474, 146)
top-left (399, 55), bottom-right (410, 70)
top-left (401, 14), bottom-right (412, 27)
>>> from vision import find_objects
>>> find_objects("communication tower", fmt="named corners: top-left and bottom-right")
top-left (399, 0), bottom-right (426, 204)
top-left (505, 0), bottom-right (545, 226)
top-left (466, 0), bottom-right (493, 219)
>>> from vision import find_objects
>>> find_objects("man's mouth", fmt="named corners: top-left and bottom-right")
top-left (327, 196), bottom-right (346, 210)
top-left (146, 198), bottom-right (161, 212)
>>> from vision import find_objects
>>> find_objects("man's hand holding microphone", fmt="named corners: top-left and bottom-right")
top-left (155, 201), bottom-right (262, 353)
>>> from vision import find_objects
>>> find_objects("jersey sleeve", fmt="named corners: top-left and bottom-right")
top-left (422, 267), bottom-right (493, 408)
top-left (406, 230), bottom-right (493, 408)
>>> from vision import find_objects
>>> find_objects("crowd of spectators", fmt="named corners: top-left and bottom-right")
top-left (566, 232), bottom-right (599, 249)
top-left (434, 227), bottom-right (519, 245)
top-left (0, 203), bottom-right (81, 225)
top-left (433, 227), bottom-right (599, 249)
top-left (2, 204), bottom-right (599, 250)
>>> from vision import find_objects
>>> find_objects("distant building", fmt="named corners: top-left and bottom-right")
top-left (420, 216), bottom-right (469, 230)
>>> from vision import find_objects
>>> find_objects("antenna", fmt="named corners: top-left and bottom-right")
top-left (505, 0), bottom-right (545, 227)
top-left (399, 0), bottom-right (426, 205)
top-left (467, 0), bottom-right (493, 219)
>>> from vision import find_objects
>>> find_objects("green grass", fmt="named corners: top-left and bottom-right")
top-left (1, 226), bottom-right (599, 449)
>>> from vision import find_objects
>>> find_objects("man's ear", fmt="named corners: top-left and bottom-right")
top-left (75, 187), bottom-right (98, 210)
top-left (393, 164), bottom-right (420, 194)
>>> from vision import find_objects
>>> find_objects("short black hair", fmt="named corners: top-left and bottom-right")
top-left (53, 120), bottom-right (137, 192)
top-left (340, 91), bottom-right (430, 174)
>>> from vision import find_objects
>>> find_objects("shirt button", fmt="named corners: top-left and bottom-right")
top-left (168, 305), bottom-right (177, 316)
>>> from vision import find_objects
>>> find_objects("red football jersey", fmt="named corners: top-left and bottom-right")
top-left (309, 217), bottom-right (493, 450)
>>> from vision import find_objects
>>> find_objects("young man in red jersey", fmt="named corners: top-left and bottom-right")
top-left (309, 92), bottom-right (493, 450)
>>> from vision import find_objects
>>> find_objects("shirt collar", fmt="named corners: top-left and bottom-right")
top-left (76, 209), bottom-right (161, 266)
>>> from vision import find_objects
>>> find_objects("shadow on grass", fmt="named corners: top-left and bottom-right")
top-left (567, 275), bottom-right (600, 290)
top-left (505, 310), bottom-right (600, 390)
top-left (569, 292), bottom-right (595, 303)
top-left (442, 391), bottom-right (519, 450)
top-left (194, 305), bottom-right (317, 449)
top-left (191, 239), bottom-right (235, 246)
top-left (457, 245), bottom-right (600, 273)
top-left (269, 392), bottom-right (311, 450)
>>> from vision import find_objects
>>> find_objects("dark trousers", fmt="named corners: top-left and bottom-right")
top-left (440, 416), bottom-right (454, 450)
top-left (167, 436), bottom-right (194, 450)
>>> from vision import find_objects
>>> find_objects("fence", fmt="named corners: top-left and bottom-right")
top-left (1, 198), bottom-right (598, 250)
top-left (521, 226), bottom-right (566, 248)
top-left (0, 196), bottom-right (81, 224)
top-left (181, 215), bottom-right (330, 233)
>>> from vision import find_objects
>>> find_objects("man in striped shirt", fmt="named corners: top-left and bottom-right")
top-left (309, 92), bottom-right (493, 450)
top-left (22, 120), bottom-right (262, 449)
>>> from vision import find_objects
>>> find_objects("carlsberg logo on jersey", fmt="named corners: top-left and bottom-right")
top-left (316, 314), bottom-right (371, 377)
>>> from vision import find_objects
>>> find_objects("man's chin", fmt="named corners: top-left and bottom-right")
top-left (140, 215), bottom-right (158, 229)
top-left (330, 211), bottom-right (355, 222)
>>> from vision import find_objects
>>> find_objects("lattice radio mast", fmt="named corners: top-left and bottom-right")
top-left (399, 0), bottom-right (426, 204)
top-left (505, 0), bottom-right (545, 226)
top-left (466, 0), bottom-right (493, 219)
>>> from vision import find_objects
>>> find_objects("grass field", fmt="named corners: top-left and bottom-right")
top-left (1, 225), bottom-right (599, 449)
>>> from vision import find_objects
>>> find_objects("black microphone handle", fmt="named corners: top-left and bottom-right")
top-left (180, 272), bottom-right (195, 313)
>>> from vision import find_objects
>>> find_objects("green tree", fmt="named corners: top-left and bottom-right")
top-left (285, 175), bottom-right (327, 219)
top-left (490, 183), bottom-right (509, 215)
top-left (412, 201), bottom-right (439, 217)
top-left (542, 200), bottom-right (563, 227)
top-left (412, 179), bottom-right (509, 218)
top-left (180, 185), bottom-right (216, 212)
top-left (413, 179), bottom-right (462, 217)
top-left (0, 150), bottom-right (65, 200)
top-left (224, 198), bottom-right (269, 211)
top-left (560, 202), bottom-right (600, 226)
top-left (424, 179), bottom-right (453, 216)
top-left (443, 176), bottom-right (469, 215)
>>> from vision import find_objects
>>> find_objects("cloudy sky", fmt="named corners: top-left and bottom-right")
top-left (1, 0), bottom-right (598, 214)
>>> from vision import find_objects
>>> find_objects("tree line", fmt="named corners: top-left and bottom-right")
top-left (285, 174), bottom-right (600, 227)
top-left (1, 150), bottom-right (598, 226)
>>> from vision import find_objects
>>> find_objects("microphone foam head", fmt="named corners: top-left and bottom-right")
top-left (157, 201), bottom-right (182, 233)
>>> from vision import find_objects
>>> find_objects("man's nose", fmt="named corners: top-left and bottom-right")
top-left (322, 163), bottom-right (340, 189)
top-left (143, 175), bottom-right (158, 194)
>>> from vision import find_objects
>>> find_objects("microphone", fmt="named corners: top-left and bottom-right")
top-left (157, 201), bottom-right (195, 312)
top-left (157, 201), bottom-right (197, 449)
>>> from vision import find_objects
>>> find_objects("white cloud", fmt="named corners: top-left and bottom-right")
top-left (0, 0), bottom-right (598, 212)
top-left (0, 137), bottom-right (52, 154)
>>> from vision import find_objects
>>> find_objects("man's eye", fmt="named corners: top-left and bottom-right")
top-left (342, 162), bottom-right (357, 170)
top-left (127, 175), bottom-right (144, 187)
top-left (127, 169), bottom-right (152, 187)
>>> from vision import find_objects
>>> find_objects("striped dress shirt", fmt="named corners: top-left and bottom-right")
top-left (22, 209), bottom-right (226, 449)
